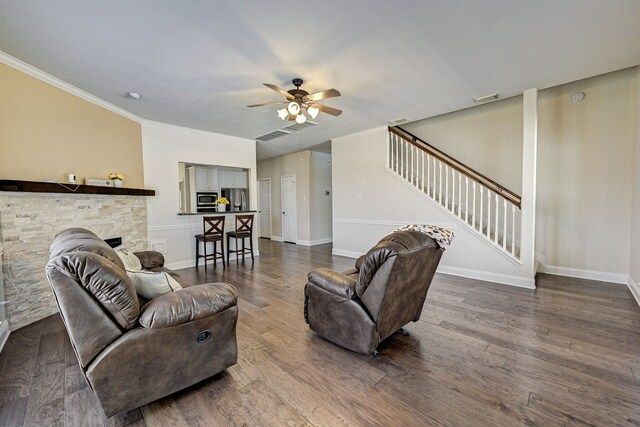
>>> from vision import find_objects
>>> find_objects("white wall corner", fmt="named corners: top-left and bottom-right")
top-left (520, 88), bottom-right (538, 279)
top-left (297, 238), bottom-right (333, 246)
top-left (0, 321), bottom-right (10, 354)
top-left (627, 276), bottom-right (640, 307)
top-left (271, 236), bottom-right (284, 242)
top-left (544, 265), bottom-right (629, 285)
top-left (332, 248), bottom-right (362, 259)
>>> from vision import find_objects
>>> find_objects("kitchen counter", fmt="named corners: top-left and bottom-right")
top-left (177, 210), bottom-right (257, 216)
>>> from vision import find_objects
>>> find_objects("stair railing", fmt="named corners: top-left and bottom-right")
top-left (387, 126), bottom-right (522, 260)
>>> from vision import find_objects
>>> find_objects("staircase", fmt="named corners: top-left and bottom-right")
top-left (387, 126), bottom-right (522, 262)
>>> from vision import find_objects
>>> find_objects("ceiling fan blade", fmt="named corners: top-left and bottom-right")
top-left (264, 83), bottom-right (295, 100)
top-left (311, 103), bottom-right (342, 116)
top-left (305, 88), bottom-right (341, 102)
top-left (247, 101), bottom-right (289, 107)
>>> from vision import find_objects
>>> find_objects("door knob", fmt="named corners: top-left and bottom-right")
top-left (282, 211), bottom-right (285, 214)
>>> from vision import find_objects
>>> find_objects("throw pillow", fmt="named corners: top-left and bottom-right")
top-left (127, 270), bottom-right (183, 300)
top-left (114, 245), bottom-right (142, 271)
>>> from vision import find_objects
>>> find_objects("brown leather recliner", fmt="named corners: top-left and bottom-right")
top-left (304, 230), bottom-right (443, 355)
top-left (45, 228), bottom-right (238, 417)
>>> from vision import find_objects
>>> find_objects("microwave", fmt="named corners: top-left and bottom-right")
top-left (196, 192), bottom-right (218, 207)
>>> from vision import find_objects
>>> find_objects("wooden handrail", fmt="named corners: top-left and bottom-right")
top-left (388, 126), bottom-right (522, 208)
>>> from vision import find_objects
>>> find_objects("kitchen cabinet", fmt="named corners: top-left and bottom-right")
top-left (193, 166), bottom-right (219, 191)
top-left (220, 169), bottom-right (248, 188)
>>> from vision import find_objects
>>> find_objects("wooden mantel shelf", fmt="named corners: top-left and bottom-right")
top-left (0, 180), bottom-right (155, 196)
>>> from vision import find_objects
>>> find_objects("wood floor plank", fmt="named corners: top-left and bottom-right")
top-left (1, 240), bottom-right (639, 426)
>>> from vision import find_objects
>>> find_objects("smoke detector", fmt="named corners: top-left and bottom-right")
top-left (127, 92), bottom-right (142, 100)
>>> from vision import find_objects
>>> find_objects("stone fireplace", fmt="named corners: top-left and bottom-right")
top-left (0, 185), bottom-right (150, 330)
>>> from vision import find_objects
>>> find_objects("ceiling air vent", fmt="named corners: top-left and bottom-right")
top-left (282, 121), bottom-right (318, 132)
top-left (473, 93), bottom-right (499, 104)
top-left (387, 117), bottom-right (409, 126)
top-left (255, 129), bottom-right (291, 141)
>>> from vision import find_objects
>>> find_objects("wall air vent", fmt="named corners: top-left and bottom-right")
top-left (473, 93), bottom-right (500, 104)
top-left (255, 129), bottom-right (291, 141)
top-left (282, 121), bottom-right (318, 132)
top-left (387, 117), bottom-right (409, 126)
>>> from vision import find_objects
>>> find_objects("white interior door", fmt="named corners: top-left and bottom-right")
top-left (281, 175), bottom-right (297, 243)
top-left (258, 178), bottom-right (272, 238)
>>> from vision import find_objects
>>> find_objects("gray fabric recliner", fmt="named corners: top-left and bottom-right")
top-left (45, 228), bottom-right (238, 417)
top-left (304, 230), bottom-right (443, 355)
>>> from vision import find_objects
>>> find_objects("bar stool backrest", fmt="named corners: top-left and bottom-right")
top-left (235, 214), bottom-right (253, 235)
top-left (204, 216), bottom-right (225, 237)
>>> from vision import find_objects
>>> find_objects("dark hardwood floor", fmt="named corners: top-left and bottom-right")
top-left (1, 239), bottom-right (640, 426)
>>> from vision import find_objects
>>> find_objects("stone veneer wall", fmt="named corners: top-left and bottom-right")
top-left (0, 192), bottom-right (148, 330)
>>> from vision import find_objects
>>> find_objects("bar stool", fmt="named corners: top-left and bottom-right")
top-left (195, 216), bottom-right (225, 269)
top-left (226, 214), bottom-right (254, 265)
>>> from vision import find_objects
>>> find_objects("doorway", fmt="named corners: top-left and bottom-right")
top-left (258, 178), bottom-right (272, 238)
top-left (281, 175), bottom-right (297, 243)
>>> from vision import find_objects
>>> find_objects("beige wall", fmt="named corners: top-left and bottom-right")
top-left (0, 63), bottom-right (144, 187)
top-left (537, 68), bottom-right (637, 275)
top-left (309, 152), bottom-right (333, 241)
top-left (404, 96), bottom-right (523, 192)
top-left (258, 151), bottom-right (311, 242)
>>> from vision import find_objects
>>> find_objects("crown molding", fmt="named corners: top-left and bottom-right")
top-left (0, 50), bottom-right (143, 123)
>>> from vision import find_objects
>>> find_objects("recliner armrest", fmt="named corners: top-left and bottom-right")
top-left (308, 268), bottom-right (356, 299)
top-left (134, 251), bottom-right (165, 269)
top-left (139, 283), bottom-right (237, 329)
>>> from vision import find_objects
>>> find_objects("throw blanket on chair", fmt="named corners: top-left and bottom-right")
top-left (394, 224), bottom-right (454, 250)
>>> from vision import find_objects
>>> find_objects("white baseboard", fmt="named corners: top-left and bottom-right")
top-left (271, 236), bottom-right (284, 242)
top-left (543, 265), bottom-right (628, 285)
top-left (627, 276), bottom-right (640, 307)
top-left (331, 249), bottom-right (362, 259)
top-left (0, 321), bottom-right (10, 354)
top-left (165, 251), bottom-right (260, 271)
top-left (437, 265), bottom-right (536, 289)
top-left (297, 238), bottom-right (333, 246)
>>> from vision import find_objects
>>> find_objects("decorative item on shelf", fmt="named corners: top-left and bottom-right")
top-left (85, 178), bottom-right (113, 187)
top-left (108, 173), bottom-right (125, 188)
top-left (215, 197), bottom-right (229, 212)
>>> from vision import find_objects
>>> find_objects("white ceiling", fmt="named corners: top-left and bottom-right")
top-left (1, 1), bottom-right (639, 160)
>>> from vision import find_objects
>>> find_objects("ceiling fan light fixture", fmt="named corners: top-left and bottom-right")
top-left (295, 112), bottom-right (307, 124)
top-left (307, 106), bottom-right (319, 119)
top-left (287, 101), bottom-right (300, 115)
top-left (277, 108), bottom-right (289, 120)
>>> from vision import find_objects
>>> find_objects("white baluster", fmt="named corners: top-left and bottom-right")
top-left (479, 186), bottom-right (483, 233)
top-left (433, 157), bottom-right (437, 198)
top-left (450, 169), bottom-right (454, 211)
top-left (503, 199), bottom-right (507, 249)
top-left (511, 205), bottom-right (516, 257)
top-left (494, 193), bottom-right (499, 244)
top-left (438, 162), bottom-right (442, 204)
top-left (426, 154), bottom-right (430, 195)
top-left (458, 173), bottom-right (462, 218)
top-left (486, 190), bottom-right (491, 238)
top-left (445, 165), bottom-right (449, 208)
top-left (404, 140), bottom-right (408, 180)
top-left (465, 177), bottom-right (469, 223)
top-left (421, 151), bottom-right (425, 192)
top-left (410, 145), bottom-right (414, 184)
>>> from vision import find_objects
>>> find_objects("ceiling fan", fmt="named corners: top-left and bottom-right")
top-left (247, 78), bottom-right (342, 124)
